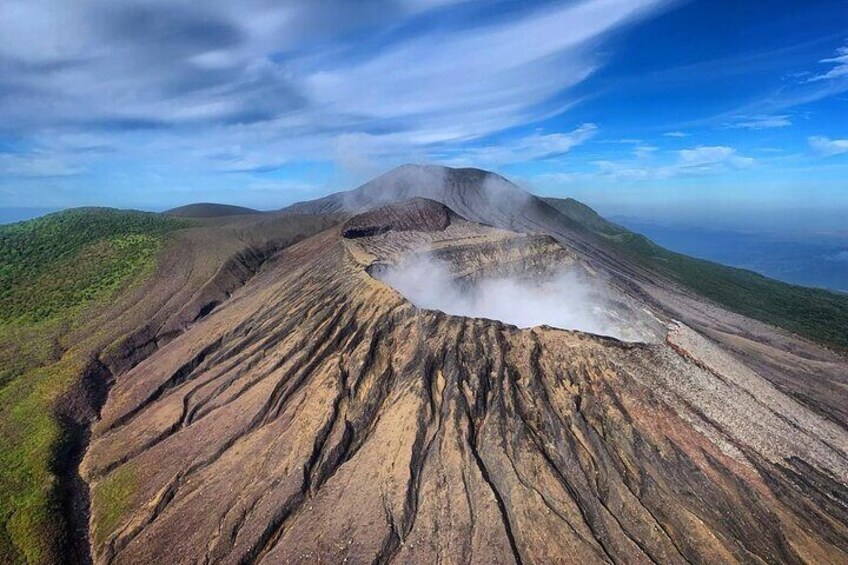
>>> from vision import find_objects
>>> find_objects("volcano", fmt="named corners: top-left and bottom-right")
top-left (77, 165), bottom-right (847, 564)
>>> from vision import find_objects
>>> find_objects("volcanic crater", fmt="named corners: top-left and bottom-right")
top-left (361, 199), bottom-right (662, 343)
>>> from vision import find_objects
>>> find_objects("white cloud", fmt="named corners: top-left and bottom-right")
top-left (244, 179), bottom-right (318, 194)
top-left (591, 160), bottom-right (675, 180)
top-left (679, 146), bottom-right (754, 169)
top-left (0, 152), bottom-right (84, 177)
top-left (536, 144), bottom-right (754, 184)
top-left (0, 0), bottom-right (674, 181)
top-left (307, 0), bottom-right (668, 142)
top-left (808, 45), bottom-right (848, 82)
top-left (332, 131), bottom-right (430, 177)
top-left (725, 114), bottom-right (792, 130)
top-left (633, 144), bottom-right (658, 159)
top-left (663, 131), bottom-right (689, 137)
top-left (443, 124), bottom-right (599, 166)
top-left (809, 136), bottom-right (848, 157)
top-left (728, 42), bottom-right (848, 115)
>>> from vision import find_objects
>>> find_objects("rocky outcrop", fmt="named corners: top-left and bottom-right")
top-left (342, 197), bottom-right (453, 239)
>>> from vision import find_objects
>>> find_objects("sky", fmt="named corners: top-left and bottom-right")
top-left (0, 0), bottom-right (847, 230)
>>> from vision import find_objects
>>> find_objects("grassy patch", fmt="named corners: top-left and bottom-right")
top-left (91, 466), bottom-right (138, 546)
top-left (0, 355), bottom-right (83, 564)
top-left (544, 197), bottom-right (848, 351)
top-left (0, 208), bottom-right (189, 563)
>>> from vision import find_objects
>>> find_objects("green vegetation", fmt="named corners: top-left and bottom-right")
top-left (0, 208), bottom-right (188, 324)
top-left (0, 208), bottom-right (189, 563)
top-left (545, 197), bottom-right (848, 351)
top-left (91, 466), bottom-right (138, 545)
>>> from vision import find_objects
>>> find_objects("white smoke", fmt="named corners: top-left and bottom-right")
top-left (338, 164), bottom-right (532, 227)
top-left (380, 255), bottom-right (649, 341)
top-left (341, 163), bottom-right (447, 211)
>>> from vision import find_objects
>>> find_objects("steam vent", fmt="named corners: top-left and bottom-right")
top-left (81, 169), bottom-right (848, 564)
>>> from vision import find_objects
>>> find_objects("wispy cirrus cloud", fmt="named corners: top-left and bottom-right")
top-left (807, 44), bottom-right (848, 82)
top-left (809, 136), bottom-right (848, 157)
top-left (0, 150), bottom-right (84, 178)
top-left (725, 114), bottom-right (792, 130)
top-left (632, 144), bottom-right (658, 159)
top-left (441, 124), bottom-right (599, 167)
top-left (651, 38), bottom-right (848, 133)
top-left (0, 0), bottom-right (675, 181)
top-left (536, 144), bottom-right (754, 184)
top-left (678, 146), bottom-right (754, 169)
top-left (715, 41), bottom-right (848, 119)
top-left (306, 0), bottom-right (670, 142)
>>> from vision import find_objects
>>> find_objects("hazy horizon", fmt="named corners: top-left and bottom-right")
top-left (5, 170), bottom-right (847, 294)
top-left (3, 177), bottom-right (846, 236)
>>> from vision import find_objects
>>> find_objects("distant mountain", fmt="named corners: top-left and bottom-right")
top-left (542, 197), bottom-right (631, 238)
top-left (164, 203), bottom-right (261, 218)
top-left (281, 164), bottom-right (586, 233)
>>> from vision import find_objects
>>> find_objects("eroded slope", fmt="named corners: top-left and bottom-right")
top-left (0, 209), bottom-right (340, 565)
top-left (84, 202), bottom-right (848, 564)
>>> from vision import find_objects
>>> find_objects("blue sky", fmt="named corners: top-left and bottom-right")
top-left (0, 0), bottom-right (847, 230)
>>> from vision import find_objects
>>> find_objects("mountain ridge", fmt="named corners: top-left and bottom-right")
top-left (542, 196), bottom-right (848, 351)
top-left (164, 203), bottom-right (262, 218)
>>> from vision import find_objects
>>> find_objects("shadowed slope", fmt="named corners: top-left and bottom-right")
top-left (0, 209), bottom-right (191, 564)
top-left (342, 197), bottom-right (454, 239)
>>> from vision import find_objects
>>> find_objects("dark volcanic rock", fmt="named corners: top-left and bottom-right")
top-left (60, 165), bottom-right (848, 565)
top-left (342, 197), bottom-right (453, 239)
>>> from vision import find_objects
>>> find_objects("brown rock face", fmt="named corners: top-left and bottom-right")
top-left (80, 197), bottom-right (848, 565)
top-left (342, 197), bottom-right (454, 239)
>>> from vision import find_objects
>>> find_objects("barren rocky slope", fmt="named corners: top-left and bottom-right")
top-left (82, 192), bottom-right (848, 564)
top-left (0, 210), bottom-right (340, 564)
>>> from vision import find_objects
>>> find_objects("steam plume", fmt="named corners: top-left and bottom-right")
top-left (381, 255), bottom-right (651, 342)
